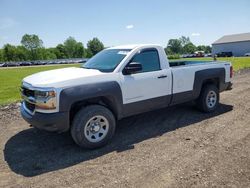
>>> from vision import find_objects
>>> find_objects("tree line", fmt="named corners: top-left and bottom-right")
top-left (0, 34), bottom-right (104, 62)
top-left (165, 36), bottom-right (211, 56)
top-left (0, 34), bottom-right (211, 62)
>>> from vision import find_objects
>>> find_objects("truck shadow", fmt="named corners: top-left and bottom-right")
top-left (4, 103), bottom-right (233, 177)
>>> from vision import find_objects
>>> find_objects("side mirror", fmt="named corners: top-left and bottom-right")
top-left (123, 62), bottom-right (142, 75)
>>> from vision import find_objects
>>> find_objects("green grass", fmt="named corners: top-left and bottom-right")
top-left (178, 57), bottom-right (250, 71)
top-left (0, 57), bottom-right (250, 105)
top-left (0, 64), bottom-right (80, 105)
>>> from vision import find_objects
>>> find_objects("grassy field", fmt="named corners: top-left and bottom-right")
top-left (179, 57), bottom-right (250, 71)
top-left (0, 57), bottom-right (250, 105)
top-left (0, 64), bottom-right (80, 105)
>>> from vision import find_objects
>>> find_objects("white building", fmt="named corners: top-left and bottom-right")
top-left (212, 33), bottom-right (250, 57)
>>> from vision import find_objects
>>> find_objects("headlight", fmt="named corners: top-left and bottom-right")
top-left (34, 90), bottom-right (57, 110)
top-left (34, 90), bottom-right (56, 99)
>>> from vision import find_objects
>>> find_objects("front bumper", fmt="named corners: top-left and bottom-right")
top-left (20, 102), bottom-right (69, 132)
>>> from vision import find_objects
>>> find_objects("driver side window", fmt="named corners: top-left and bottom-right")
top-left (131, 49), bottom-right (160, 73)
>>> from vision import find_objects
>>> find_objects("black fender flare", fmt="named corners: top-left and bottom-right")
top-left (59, 81), bottom-right (123, 120)
top-left (193, 68), bottom-right (226, 98)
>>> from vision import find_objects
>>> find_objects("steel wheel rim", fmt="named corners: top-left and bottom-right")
top-left (84, 115), bottom-right (109, 143)
top-left (206, 90), bottom-right (217, 108)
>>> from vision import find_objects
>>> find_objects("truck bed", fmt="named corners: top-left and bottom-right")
top-left (169, 60), bottom-right (214, 67)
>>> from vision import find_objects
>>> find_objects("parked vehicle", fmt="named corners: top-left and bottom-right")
top-left (194, 51), bottom-right (205, 57)
top-left (32, 61), bottom-right (45, 65)
top-left (6, 62), bottom-right (19, 67)
top-left (188, 54), bottom-right (196, 58)
top-left (31, 61), bottom-right (39, 65)
top-left (19, 61), bottom-right (32, 66)
top-left (217, 52), bottom-right (233, 57)
top-left (20, 44), bottom-right (233, 149)
top-left (1, 63), bottom-right (8, 67)
top-left (244, 52), bottom-right (250, 56)
top-left (180, 54), bottom-right (189, 58)
top-left (46, 61), bottom-right (56, 65)
top-left (205, 53), bottom-right (212, 57)
top-left (0, 63), bottom-right (5, 67)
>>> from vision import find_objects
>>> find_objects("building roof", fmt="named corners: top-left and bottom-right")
top-left (212, 32), bottom-right (250, 45)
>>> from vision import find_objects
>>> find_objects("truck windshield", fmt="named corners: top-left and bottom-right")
top-left (82, 49), bottom-right (131, 72)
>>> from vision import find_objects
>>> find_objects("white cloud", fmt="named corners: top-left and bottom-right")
top-left (191, 33), bottom-right (201, 36)
top-left (0, 18), bottom-right (18, 30)
top-left (126, 25), bottom-right (134, 29)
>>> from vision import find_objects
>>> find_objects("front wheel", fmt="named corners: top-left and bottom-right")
top-left (71, 105), bottom-right (116, 149)
top-left (196, 84), bottom-right (219, 112)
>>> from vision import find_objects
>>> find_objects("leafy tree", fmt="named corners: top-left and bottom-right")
top-left (179, 36), bottom-right (191, 46)
top-left (87, 37), bottom-right (104, 56)
top-left (183, 43), bottom-right (196, 54)
top-left (166, 39), bottom-right (182, 54)
top-left (64, 37), bottom-right (77, 58)
top-left (197, 45), bottom-right (211, 53)
top-left (0, 49), bottom-right (3, 62)
top-left (46, 47), bottom-right (60, 59)
top-left (36, 48), bottom-right (57, 60)
top-left (2, 44), bottom-right (28, 61)
top-left (164, 47), bottom-right (173, 55)
top-left (197, 45), bottom-right (206, 52)
top-left (55, 44), bottom-right (67, 59)
top-left (21, 34), bottom-right (43, 60)
top-left (205, 46), bottom-right (212, 53)
top-left (21, 34), bottom-right (43, 50)
top-left (15, 46), bottom-right (29, 61)
top-left (63, 37), bottom-right (85, 58)
top-left (85, 48), bottom-right (93, 58)
top-left (3, 44), bottom-right (17, 61)
top-left (74, 42), bottom-right (85, 58)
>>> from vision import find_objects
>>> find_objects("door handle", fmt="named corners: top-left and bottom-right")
top-left (157, 75), bottom-right (168, 79)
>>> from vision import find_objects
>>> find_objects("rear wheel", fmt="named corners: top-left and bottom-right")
top-left (71, 105), bottom-right (116, 149)
top-left (196, 84), bottom-right (219, 112)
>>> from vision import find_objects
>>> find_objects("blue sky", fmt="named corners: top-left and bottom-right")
top-left (0, 0), bottom-right (250, 48)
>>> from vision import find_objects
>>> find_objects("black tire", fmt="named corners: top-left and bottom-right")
top-left (71, 105), bottom-right (116, 149)
top-left (196, 84), bottom-right (219, 112)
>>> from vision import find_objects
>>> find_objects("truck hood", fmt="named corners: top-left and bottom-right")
top-left (23, 67), bottom-right (106, 88)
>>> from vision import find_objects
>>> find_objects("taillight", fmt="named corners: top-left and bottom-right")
top-left (230, 66), bottom-right (233, 78)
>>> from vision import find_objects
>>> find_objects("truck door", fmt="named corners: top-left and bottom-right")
top-left (120, 48), bottom-right (172, 111)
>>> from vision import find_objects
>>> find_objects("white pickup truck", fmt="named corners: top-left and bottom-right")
top-left (20, 44), bottom-right (233, 148)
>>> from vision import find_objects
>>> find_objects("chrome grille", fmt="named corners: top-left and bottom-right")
top-left (21, 87), bottom-right (35, 97)
top-left (24, 101), bottom-right (35, 112)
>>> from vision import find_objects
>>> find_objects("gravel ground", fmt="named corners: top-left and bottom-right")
top-left (0, 70), bottom-right (250, 188)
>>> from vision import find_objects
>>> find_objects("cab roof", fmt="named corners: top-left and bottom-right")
top-left (107, 44), bottom-right (161, 50)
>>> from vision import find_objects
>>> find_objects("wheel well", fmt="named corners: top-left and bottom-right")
top-left (202, 78), bottom-right (219, 89)
top-left (69, 97), bottom-right (118, 125)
